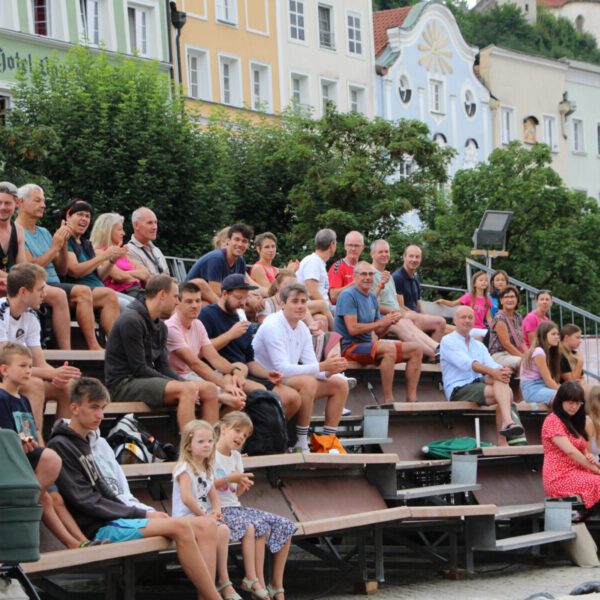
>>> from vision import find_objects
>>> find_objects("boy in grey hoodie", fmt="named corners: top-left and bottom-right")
top-left (48, 377), bottom-right (221, 600)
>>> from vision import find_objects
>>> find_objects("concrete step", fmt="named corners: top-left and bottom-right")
top-left (392, 482), bottom-right (481, 501)
top-left (339, 437), bottom-right (392, 447)
top-left (473, 530), bottom-right (575, 552)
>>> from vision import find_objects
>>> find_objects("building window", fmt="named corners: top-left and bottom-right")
top-left (464, 90), bottom-right (476, 117)
top-left (80, 0), bottom-right (100, 44)
top-left (576, 14), bottom-right (584, 32)
top-left (429, 79), bottom-right (444, 114)
top-left (433, 133), bottom-right (447, 147)
top-left (501, 107), bottom-right (514, 145)
top-left (32, 0), bottom-right (51, 36)
top-left (187, 49), bottom-right (210, 101)
top-left (464, 138), bottom-right (479, 169)
top-left (291, 73), bottom-right (309, 113)
top-left (0, 95), bottom-right (9, 126)
top-left (219, 57), bottom-right (241, 106)
top-left (250, 63), bottom-right (271, 112)
top-left (398, 75), bottom-right (412, 105)
top-left (349, 85), bottom-right (365, 114)
top-left (572, 119), bottom-right (584, 153)
top-left (543, 115), bottom-right (558, 152)
top-left (289, 0), bottom-right (305, 41)
top-left (128, 5), bottom-right (148, 56)
top-left (396, 155), bottom-right (415, 179)
top-left (597, 123), bottom-right (600, 155)
top-left (347, 12), bottom-right (362, 55)
top-left (216, 0), bottom-right (237, 25)
top-left (320, 79), bottom-right (337, 114)
top-left (318, 5), bottom-right (335, 50)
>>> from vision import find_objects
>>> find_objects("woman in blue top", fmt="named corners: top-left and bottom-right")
top-left (64, 200), bottom-right (124, 336)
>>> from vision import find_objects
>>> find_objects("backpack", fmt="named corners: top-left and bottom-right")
top-left (106, 414), bottom-right (178, 464)
top-left (243, 390), bottom-right (288, 456)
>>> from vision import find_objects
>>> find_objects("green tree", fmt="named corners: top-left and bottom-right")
top-left (418, 142), bottom-right (600, 313)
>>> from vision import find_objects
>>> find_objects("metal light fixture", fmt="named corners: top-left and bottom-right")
top-left (471, 210), bottom-right (513, 269)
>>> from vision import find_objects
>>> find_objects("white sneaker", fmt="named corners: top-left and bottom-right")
top-left (289, 440), bottom-right (311, 454)
top-left (342, 407), bottom-right (352, 416)
top-left (345, 377), bottom-right (357, 390)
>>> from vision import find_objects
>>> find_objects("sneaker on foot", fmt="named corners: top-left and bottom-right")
top-left (289, 441), bottom-right (311, 454)
top-left (342, 407), bottom-right (352, 416)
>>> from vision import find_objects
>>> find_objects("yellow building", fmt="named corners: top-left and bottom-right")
top-left (172, 0), bottom-right (281, 120)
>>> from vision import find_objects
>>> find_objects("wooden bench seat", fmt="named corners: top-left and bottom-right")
top-left (43, 349), bottom-right (105, 362)
top-left (347, 361), bottom-right (441, 373)
top-left (377, 401), bottom-right (549, 413)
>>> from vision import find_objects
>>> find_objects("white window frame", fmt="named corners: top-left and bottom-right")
top-left (346, 11), bottom-right (362, 56)
top-left (218, 54), bottom-right (242, 107)
top-left (289, 0), bottom-right (305, 42)
top-left (348, 84), bottom-right (366, 115)
top-left (320, 77), bottom-right (337, 115)
top-left (429, 79), bottom-right (445, 115)
top-left (398, 73), bottom-right (412, 106)
top-left (31, 0), bottom-right (52, 37)
top-left (127, 3), bottom-right (149, 56)
top-left (80, 0), bottom-right (100, 45)
top-left (215, 0), bottom-right (237, 25)
top-left (464, 89), bottom-right (476, 118)
top-left (290, 72), bottom-right (309, 113)
top-left (543, 114), bottom-right (559, 153)
top-left (572, 118), bottom-right (584, 153)
top-left (500, 106), bottom-right (515, 145)
top-left (186, 47), bottom-right (211, 101)
top-left (318, 4), bottom-right (335, 50)
top-left (249, 61), bottom-right (272, 113)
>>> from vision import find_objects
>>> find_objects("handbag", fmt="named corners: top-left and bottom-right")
top-left (310, 433), bottom-right (347, 454)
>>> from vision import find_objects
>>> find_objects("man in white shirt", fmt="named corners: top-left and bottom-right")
top-left (440, 306), bottom-right (524, 445)
top-left (253, 282), bottom-right (349, 452)
top-left (0, 263), bottom-right (81, 433)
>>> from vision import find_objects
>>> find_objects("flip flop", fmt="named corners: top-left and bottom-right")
top-left (499, 423), bottom-right (524, 438)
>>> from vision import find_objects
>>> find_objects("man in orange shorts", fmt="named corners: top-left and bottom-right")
top-left (333, 261), bottom-right (423, 402)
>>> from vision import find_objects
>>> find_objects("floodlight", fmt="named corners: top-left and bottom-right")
top-left (472, 210), bottom-right (512, 251)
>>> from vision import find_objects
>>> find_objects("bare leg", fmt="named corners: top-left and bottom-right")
top-left (255, 534), bottom-right (267, 589)
top-left (91, 287), bottom-right (120, 335)
top-left (401, 342), bottom-right (423, 402)
top-left (196, 380), bottom-right (220, 424)
top-left (163, 381), bottom-right (200, 432)
top-left (484, 381), bottom-right (516, 443)
top-left (270, 539), bottom-right (292, 598)
top-left (374, 344), bottom-right (396, 403)
top-left (273, 384), bottom-right (301, 420)
top-left (70, 285), bottom-right (101, 349)
top-left (406, 312), bottom-right (446, 342)
top-left (42, 287), bottom-right (71, 349)
top-left (36, 450), bottom-right (82, 548)
top-left (388, 320), bottom-right (438, 357)
top-left (216, 524), bottom-right (237, 597)
top-left (45, 381), bottom-right (71, 421)
top-left (241, 524), bottom-right (258, 581)
top-left (20, 376), bottom-right (45, 437)
top-left (50, 491), bottom-right (86, 543)
top-left (315, 376), bottom-right (348, 428)
top-left (141, 517), bottom-right (220, 600)
top-left (282, 376), bottom-right (317, 428)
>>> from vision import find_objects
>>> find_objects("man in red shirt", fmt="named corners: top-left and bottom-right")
top-left (328, 231), bottom-right (364, 305)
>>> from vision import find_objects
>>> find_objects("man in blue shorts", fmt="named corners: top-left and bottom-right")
top-left (334, 261), bottom-right (423, 403)
top-left (48, 377), bottom-right (221, 600)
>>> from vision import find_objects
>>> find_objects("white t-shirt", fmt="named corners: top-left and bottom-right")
top-left (0, 299), bottom-right (41, 348)
top-left (296, 253), bottom-right (329, 299)
top-left (172, 463), bottom-right (214, 517)
top-left (214, 450), bottom-right (244, 509)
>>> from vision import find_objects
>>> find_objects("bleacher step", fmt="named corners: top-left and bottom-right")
top-left (339, 437), bottom-right (392, 447)
top-left (473, 530), bottom-right (575, 552)
top-left (496, 503), bottom-right (545, 520)
top-left (392, 482), bottom-right (481, 501)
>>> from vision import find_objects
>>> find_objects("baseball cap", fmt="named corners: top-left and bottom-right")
top-left (221, 274), bottom-right (258, 292)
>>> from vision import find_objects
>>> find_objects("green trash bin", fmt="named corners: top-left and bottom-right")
top-left (0, 430), bottom-right (42, 563)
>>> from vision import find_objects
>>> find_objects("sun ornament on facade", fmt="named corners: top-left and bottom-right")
top-left (418, 21), bottom-right (453, 75)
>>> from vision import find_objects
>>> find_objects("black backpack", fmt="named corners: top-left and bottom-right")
top-left (243, 390), bottom-right (288, 456)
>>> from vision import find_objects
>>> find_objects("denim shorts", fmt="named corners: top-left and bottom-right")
top-left (94, 518), bottom-right (149, 543)
top-left (521, 379), bottom-right (556, 405)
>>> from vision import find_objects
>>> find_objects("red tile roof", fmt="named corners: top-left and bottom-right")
top-left (373, 7), bottom-right (412, 56)
top-left (538, 0), bottom-right (570, 7)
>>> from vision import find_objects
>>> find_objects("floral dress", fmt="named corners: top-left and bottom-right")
top-left (542, 413), bottom-right (600, 508)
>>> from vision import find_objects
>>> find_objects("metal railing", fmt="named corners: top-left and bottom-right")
top-left (466, 258), bottom-right (600, 381)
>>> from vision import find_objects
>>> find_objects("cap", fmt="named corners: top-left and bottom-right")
top-left (221, 274), bottom-right (258, 292)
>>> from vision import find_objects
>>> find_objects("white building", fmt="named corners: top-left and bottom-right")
top-left (275, 0), bottom-right (377, 118)
top-left (538, 0), bottom-right (600, 43)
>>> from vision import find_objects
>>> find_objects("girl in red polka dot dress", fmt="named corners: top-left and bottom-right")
top-left (542, 381), bottom-right (600, 517)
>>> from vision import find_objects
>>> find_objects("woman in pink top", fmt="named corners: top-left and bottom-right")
top-left (436, 271), bottom-right (492, 330)
top-left (250, 232), bottom-right (298, 289)
top-left (522, 289), bottom-right (552, 348)
top-left (542, 381), bottom-right (600, 518)
top-left (90, 213), bottom-right (150, 297)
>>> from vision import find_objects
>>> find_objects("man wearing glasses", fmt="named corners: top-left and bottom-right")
top-left (334, 261), bottom-right (423, 403)
top-left (328, 231), bottom-right (364, 305)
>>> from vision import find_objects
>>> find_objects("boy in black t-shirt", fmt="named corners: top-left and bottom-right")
top-left (0, 342), bottom-right (90, 548)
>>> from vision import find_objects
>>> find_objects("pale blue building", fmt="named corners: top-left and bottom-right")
top-left (374, 2), bottom-right (492, 175)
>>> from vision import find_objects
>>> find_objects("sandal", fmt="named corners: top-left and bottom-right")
top-left (267, 584), bottom-right (285, 599)
top-left (79, 539), bottom-right (104, 548)
top-left (499, 423), bottom-right (524, 438)
top-left (241, 577), bottom-right (270, 599)
top-left (217, 581), bottom-right (242, 600)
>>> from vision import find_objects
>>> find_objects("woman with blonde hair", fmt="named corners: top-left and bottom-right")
top-left (90, 213), bottom-right (150, 298)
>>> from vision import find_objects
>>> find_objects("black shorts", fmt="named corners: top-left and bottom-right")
top-left (48, 282), bottom-right (78, 299)
top-left (26, 446), bottom-right (44, 471)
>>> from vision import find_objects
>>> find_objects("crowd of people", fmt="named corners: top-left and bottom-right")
top-left (1, 178), bottom-right (598, 596)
